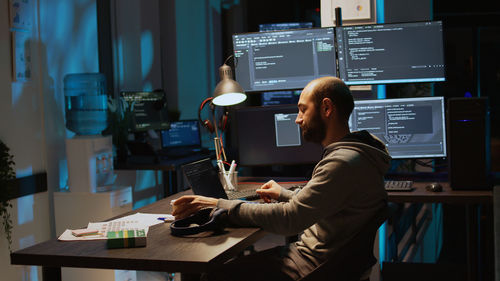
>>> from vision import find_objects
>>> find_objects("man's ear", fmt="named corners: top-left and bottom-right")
top-left (322, 98), bottom-right (334, 118)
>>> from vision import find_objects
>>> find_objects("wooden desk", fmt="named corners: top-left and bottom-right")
top-left (387, 181), bottom-right (493, 281)
top-left (10, 190), bottom-right (266, 281)
top-left (387, 181), bottom-right (492, 204)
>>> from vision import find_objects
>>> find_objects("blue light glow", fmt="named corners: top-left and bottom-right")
top-left (22, 266), bottom-right (38, 281)
top-left (378, 222), bottom-right (387, 269)
top-left (135, 170), bottom-right (158, 191)
top-left (117, 37), bottom-right (125, 84)
top-left (17, 195), bottom-right (34, 225)
top-left (19, 235), bottom-right (35, 250)
top-left (141, 30), bottom-right (154, 80)
top-left (11, 72), bottom-right (23, 106)
top-left (375, 0), bottom-right (386, 100)
top-left (81, 2), bottom-right (99, 71)
top-left (376, 0), bottom-right (387, 267)
top-left (16, 166), bottom-right (33, 178)
top-left (377, 85), bottom-right (386, 99)
top-left (143, 81), bottom-right (153, 91)
top-left (376, 0), bottom-right (385, 24)
top-left (59, 159), bottom-right (69, 190)
top-left (134, 196), bottom-right (157, 210)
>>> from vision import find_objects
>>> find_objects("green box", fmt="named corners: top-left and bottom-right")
top-left (106, 229), bottom-right (147, 249)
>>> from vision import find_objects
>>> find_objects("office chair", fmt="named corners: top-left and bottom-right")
top-left (298, 204), bottom-right (390, 281)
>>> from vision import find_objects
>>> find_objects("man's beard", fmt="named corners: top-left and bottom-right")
top-left (302, 109), bottom-right (326, 144)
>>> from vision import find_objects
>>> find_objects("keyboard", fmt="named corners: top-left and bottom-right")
top-left (384, 180), bottom-right (414, 192)
top-left (226, 188), bottom-right (260, 200)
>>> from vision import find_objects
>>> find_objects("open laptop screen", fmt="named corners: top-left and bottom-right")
top-left (181, 158), bottom-right (228, 199)
top-left (160, 120), bottom-right (201, 148)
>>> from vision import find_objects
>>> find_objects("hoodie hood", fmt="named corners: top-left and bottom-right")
top-left (323, 130), bottom-right (392, 175)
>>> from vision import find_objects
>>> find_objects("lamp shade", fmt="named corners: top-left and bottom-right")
top-left (212, 64), bottom-right (247, 106)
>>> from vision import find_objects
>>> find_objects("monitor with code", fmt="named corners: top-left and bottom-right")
top-left (160, 120), bottom-right (201, 148)
top-left (336, 21), bottom-right (445, 85)
top-left (232, 27), bottom-right (337, 92)
top-left (349, 96), bottom-right (447, 159)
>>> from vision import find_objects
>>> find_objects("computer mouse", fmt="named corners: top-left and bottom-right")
top-left (425, 182), bottom-right (443, 192)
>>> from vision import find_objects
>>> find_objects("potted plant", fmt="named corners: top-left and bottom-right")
top-left (0, 140), bottom-right (15, 252)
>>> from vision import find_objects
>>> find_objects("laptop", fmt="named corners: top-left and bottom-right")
top-left (158, 120), bottom-right (208, 158)
top-left (181, 158), bottom-right (260, 200)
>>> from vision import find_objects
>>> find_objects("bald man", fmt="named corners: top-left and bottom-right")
top-left (173, 77), bottom-right (392, 281)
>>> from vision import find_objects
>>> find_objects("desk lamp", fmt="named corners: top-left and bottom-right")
top-left (200, 55), bottom-right (246, 189)
top-left (212, 63), bottom-right (247, 106)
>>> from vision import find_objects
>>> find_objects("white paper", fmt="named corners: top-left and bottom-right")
top-left (57, 212), bottom-right (174, 241)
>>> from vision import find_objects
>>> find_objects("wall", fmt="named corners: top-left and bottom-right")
top-left (111, 0), bottom-right (163, 94)
top-left (175, 0), bottom-right (222, 120)
top-left (0, 0), bottom-right (50, 279)
top-left (0, 0), bottom-right (100, 280)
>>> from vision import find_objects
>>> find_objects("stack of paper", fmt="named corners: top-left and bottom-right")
top-left (58, 212), bottom-right (175, 242)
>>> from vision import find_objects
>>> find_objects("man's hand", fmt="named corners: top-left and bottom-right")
top-left (171, 195), bottom-right (218, 220)
top-left (256, 180), bottom-right (282, 203)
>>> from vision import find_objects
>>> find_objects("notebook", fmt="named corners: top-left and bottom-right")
top-left (181, 158), bottom-right (260, 200)
top-left (158, 120), bottom-right (207, 158)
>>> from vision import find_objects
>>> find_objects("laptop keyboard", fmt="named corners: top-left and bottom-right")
top-left (226, 189), bottom-right (260, 200)
top-left (384, 180), bottom-right (414, 191)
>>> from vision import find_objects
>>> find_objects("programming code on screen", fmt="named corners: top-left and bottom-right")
top-left (121, 91), bottom-right (169, 132)
top-left (336, 21), bottom-right (445, 85)
top-left (233, 27), bottom-right (337, 92)
top-left (275, 113), bottom-right (301, 147)
top-left (350, 96), bottom-right (446, 159)
top-left (161, 121), bottom-right (200, 148)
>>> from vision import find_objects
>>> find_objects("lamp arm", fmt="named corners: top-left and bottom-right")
top-left (223, 54), bottom-right (238, 69)
top-left (211, 104), bottom-right (227, 162)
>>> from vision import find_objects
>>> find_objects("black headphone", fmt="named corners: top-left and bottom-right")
top-left (170, 208), bottom-right (228, 236)
top-left (198, 98), bottom-right (229, 134)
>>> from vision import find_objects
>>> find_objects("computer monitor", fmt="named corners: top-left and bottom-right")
top-left (336, 20), bottom-right (445, 85)
top-left (160, 120), bottom-right (201, 148)
top-left (259, 22), bottom-right (314, 32)
top-left (261, 90), bottom-right (301, 106)
top-left (257, 23), bottom-right (313, 106)
top-left (232, 27), bottom-right (337, 92)
top-left (349, 96), bottom-right (447, 159)
top-left (121, 91), bottom-right (169, 132)
top-left (234, 105), bottom-right (323, 166)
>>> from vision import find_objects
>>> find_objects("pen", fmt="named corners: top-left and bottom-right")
top-left (228, 160), bottom-right (236, 174)
top-left (217, 160), bottom-right (226, 173)
top-left (157, 215), bottom-right (175, 222)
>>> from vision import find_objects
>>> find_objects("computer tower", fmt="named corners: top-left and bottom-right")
top-left (447, 97), bottom-right (492, 190)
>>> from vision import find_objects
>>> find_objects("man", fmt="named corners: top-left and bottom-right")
top-left (173, 76), bottom-right (391, 281)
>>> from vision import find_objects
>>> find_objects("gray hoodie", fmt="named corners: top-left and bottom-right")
top-left (217, 130), bottom-right (392, 265)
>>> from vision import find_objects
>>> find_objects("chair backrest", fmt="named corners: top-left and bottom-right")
top-left (298, 204), bottom-right (390, 281)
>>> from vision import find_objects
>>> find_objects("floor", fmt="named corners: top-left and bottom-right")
top-left (135, 233), bottom-right (286, 281)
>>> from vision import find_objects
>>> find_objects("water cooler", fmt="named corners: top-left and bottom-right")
top-left (63, 73), bottom-right (114, 192)
top-left (55, 72), bottom-right (135, 281)
top-left (65, 135), bottom-right (115, 192)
